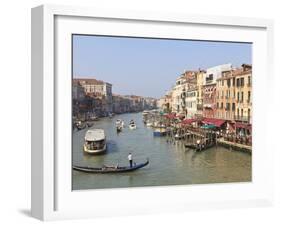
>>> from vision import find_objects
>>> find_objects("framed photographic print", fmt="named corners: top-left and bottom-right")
top-left (31, 4), bottom-right (274, 221)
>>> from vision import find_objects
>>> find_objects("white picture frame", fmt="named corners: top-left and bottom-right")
top-left (31, 4), bottom-right (274, 221)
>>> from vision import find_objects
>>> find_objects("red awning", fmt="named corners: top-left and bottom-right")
top-left (181, 118), bottom-right (197, 125)
top-left (176, 114), bottom-right (185, 119)
top-left (202, 118), bottom-right (226, 127)
top-left (235, 122), bottom-right (251, 130)
top-left (165, 113), bottom-right (177, 119)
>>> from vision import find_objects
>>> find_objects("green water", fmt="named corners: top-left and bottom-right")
top-left (72, 112), bottom-right (251, 190)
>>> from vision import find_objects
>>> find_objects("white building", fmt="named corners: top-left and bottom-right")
top-left (204, 63), bottom-right (232, 85)
top-left (171, 75), bottom-right (186, 114)
top-left (185, 85), bottom-right (197, 119)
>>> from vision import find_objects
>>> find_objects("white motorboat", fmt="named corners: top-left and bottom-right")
top-left (83, 129), bottom-right (106, 154)
top-left (146, 121), bottom-right (153, 127)
top-left (116, 119), bottom-right (124, 128)
top-left (129, 120), bottom-right (137, 129)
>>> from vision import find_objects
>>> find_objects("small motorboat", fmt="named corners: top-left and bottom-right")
top-left (129, 120), bottom-right (136, 129)
top-left (146, 121), bottom-right (153, 127)
top-left (153, 127), bottom-right (166, 136)
top-left (116, 119), bottom-right (124, 128)
top-left (76, 121), bottom-right (86, 130)
top-left (108, 112), bottom-right (114, 118)
top-left (73, 159), bottom-right (149, 173)
top-left (174, 133), bottom-right (181, 140)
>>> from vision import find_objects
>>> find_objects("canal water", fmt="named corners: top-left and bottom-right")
top-left (72, 112), bottom-right (251, 190)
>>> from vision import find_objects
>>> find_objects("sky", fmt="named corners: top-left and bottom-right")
top-left (73, 35), bottom-right (252, 98)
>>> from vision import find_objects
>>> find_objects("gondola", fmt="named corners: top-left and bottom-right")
top-left (86, 121), bottom-right (94, 127)
top-left (185, 143), bottom-right (215, 151)
top-left (195, 143), bottom-right (215, 152)
top-left (184, 143), bottom-right (197, 149)
top-left (116, 126), bottom-right (122, 133)
top-left (73, 159), bottom-right (149, 173)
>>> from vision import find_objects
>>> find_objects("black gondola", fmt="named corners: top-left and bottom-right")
top-left (184, 143), bottom-right (197, 149)
top-left (116, 126), bottom-right (122, 133)
top-left (73, 159), bottom-right (149, 173)
top-left (87, 121), bottom-right (94, 127)
top-left (185, 143), bottom-right (215, 151)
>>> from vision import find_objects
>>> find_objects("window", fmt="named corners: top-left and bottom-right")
top-left (221, 102), bottom-right (223, 109)
top-left (233, 78), bottom-right (235, 87)
top-left (233, 90), bottom-right (235, 98)
top-left (241, 77), bottom-right (244, 87)
top-left (232, 103), bottom-right (235, 111)
top-left (226, 103), bottom-right (230, 111)
top-left (248, 76), bottom-right (251, 86)
top-left (237, 78), bottom-right (240, 87)
top-left (248, 91), bottom-right (251, 103)
top-left (241, 109), bottom-right (244, 117)
top-left (237, 92), bottom-right (240, 101)
top-left (217, 102), bottom-right (219, 108)
top-left (241, 92), bottom-right (244, 102)
top-left (227, 79), bottom-right (231, 87)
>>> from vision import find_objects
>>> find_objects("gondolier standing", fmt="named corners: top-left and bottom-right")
top-left (128, 153), bottom-right (133, 168)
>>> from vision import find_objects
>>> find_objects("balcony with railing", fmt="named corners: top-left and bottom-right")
top-left (234, 115), bottom-right (251, 123)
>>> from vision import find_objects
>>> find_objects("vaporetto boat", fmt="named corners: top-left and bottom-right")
top-left (83, 129), bottom-right (106, 154)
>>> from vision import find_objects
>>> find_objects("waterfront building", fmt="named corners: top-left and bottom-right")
top-left (216, 69), bottom-right (236, 121)
top-left (72, 81), bottom-right (85, 118)
top-left (181, 71), bottom-right (197, 118)
top-left (195, 70), bottom-right (205, 118)
top-left (171, 74), bottom-right (186, 114)
top-left (215, 64), bottom-right (252, 124)
top-left (73, 78), bottom-right (113, 114)
top-left (185, 84), bottom-right (197, 118)
top-left (73, 81), bottom-right (85, 101)
top-left (203, 64), bottom-right (232, 118)
top-left (158, 91), bottom-right (172, 113)
top-left (234, 64), bottom-right (252, 123)
top-left (203, 83), bottom-right (217, 118)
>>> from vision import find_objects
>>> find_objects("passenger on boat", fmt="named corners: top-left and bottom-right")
top-left (128, 153), bottom-right (133, 168)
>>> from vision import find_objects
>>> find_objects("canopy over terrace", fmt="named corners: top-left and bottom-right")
top-left (181, 118), bottom-right (197, 125)
top-left (235, 122), bottom-right (252, 131)
top-left (201, 118), bottom-right (226, 128)
top-left (164, 113), bottom-right (177, 120)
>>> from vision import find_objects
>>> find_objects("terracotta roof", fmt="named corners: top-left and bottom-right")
top-left (73, 78), bottom-right (104, 85)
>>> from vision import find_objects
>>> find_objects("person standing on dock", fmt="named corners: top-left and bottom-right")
top-left (128, 153), bottom-right (133, 168)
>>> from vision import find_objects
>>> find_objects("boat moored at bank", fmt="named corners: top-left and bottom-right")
top-left (153, 127), bottom-right (167, 136)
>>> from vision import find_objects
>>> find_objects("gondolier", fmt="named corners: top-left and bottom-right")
top-left (128, 153), bottom-right (133, 168)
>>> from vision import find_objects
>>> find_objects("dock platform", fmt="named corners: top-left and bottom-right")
top-left (217, 138), bottom-right (252, 154)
